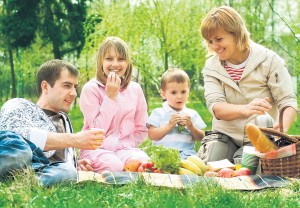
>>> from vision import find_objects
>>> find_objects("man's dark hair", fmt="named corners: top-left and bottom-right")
top-left (36, 59), bottom-right (79, 96)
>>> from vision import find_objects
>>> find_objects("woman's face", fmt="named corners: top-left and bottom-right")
top-left (207, 29), bottom-right (244, 64)
top-left (102, 47), bottom-right (128, 78)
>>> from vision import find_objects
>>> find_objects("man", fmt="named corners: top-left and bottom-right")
top-left (0, 59), bottom-right (104, 186)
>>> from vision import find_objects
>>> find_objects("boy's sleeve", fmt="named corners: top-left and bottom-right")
top-left (146, 109), bottom-right (161, 128)
top-left (193, 110), bottom-right (207, 129)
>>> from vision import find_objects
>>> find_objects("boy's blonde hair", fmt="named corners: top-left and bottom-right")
top-left (200, 6), bottom-right (250, 53)
top-left (161, 68), bottom-right (190, 91)
top-left (96, 36), bottom-right (132, 89)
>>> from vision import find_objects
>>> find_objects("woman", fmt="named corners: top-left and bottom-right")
top-left (198, 6), bottom-right (297, 163)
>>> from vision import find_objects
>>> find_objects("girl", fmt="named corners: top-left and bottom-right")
top-left (79, 36), bottom-right (149, 173)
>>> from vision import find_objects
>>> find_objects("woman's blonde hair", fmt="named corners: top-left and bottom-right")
top-left (96, 36), bottom-right (132, 89)
top-left (200, 6), bottom-right (250, 53)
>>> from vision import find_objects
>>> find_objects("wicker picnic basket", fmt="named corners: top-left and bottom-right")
top-left (259, 106), bottom-right (300, 178)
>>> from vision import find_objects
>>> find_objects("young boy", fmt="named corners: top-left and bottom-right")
top-left (147, 68), bottom-right (206, 159)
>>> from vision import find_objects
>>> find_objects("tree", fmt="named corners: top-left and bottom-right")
top-left (0, 0), bottom-right (39, 98)
top-left (38, 0), bottom-right (87, 59)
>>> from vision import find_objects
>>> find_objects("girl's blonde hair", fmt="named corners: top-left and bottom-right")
top-left (161, 68), bottom-right (190, 91)
top-left (200, 6), bottom-right (250, 53)
top-left (96, 36), bottom-right (132, 89)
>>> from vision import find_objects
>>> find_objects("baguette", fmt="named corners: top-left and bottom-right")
top-left (246, 123), bottom-right (278, 153)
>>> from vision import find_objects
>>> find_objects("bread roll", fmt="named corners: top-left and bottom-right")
top-left (246, 123), bottom-right (278, 153)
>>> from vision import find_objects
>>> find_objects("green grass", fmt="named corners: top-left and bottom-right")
top-left (1, 170), bottom-right (300, 207)
top-left (1, 99), bottom-right (300, 207)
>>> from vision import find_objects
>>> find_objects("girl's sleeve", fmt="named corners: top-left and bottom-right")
top-left (133, 84), bottom-right (148, 146)
top-left (79, 82), bottom-right (119, 132)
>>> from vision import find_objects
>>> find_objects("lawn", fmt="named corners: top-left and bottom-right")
top-left (0, 98), bottom-right (300, 207)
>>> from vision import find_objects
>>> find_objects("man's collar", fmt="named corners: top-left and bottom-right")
top-left (42, 109), bottom-right (58, 116)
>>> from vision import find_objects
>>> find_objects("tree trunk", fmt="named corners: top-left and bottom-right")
top-left (52, 40), bottom-right (61, 59)
top-left (8, 48), bottom-right (16, 98)
top-left (164, 51), bottom-right (169, 71)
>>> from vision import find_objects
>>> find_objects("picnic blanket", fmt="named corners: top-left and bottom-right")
top-left (78, 171), bottom-right (293, 191)
top-left (255, 143), bottom-right (296, 159)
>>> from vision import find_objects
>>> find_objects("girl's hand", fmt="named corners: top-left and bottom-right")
top-left (106, 71), bottom-right (121, 100)
top-left (77, 159), bottom-right (94, 171)
top-left (244, 97), bottom-right (272, 117)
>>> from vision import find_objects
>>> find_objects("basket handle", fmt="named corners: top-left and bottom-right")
top-left (279, 105), bottom-right (300, 133)
top-left (260, 127), bottom-right (299, 143)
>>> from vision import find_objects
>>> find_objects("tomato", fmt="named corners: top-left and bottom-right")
top-left (137, 161), bottom-right (161, 173)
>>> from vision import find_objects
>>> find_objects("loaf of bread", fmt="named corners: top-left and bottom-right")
top-left (245, 123), bottom-right (279, 153)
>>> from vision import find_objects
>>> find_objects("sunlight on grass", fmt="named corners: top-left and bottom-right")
top-left (1, 170), bottom-right (300, 207)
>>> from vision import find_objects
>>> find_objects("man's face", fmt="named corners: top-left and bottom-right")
top-left (45, 68), bottom-right (78, 113)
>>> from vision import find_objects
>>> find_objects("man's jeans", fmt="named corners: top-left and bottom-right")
top-left (0, 130), bottom-right (77, 186)
top-left (0, 130), bottom-right (32, 176)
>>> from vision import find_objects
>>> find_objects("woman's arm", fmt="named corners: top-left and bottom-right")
top-left (213, 97), bottom-right (272, 121)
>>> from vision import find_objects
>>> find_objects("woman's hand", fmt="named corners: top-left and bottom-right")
top-left (106, 71), bottom-right (121, 100)
top-left (244, 97), bottom-right (272, 117)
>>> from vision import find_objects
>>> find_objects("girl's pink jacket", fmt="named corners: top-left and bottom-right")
top-left (79, 79), bottom-right (148, 152)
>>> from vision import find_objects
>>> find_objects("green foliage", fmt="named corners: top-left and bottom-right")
top-left (140, 140), bottom-right (181, 174)
top-left (38, 0), bottom-right (87, 58)
top-left (68, 101), bottom-right (84, 132)
top-left (0, 0), bottom-right (39, 48)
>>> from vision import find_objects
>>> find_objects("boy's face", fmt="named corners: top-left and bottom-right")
top-left (161, 81), bottom-right (189, 111)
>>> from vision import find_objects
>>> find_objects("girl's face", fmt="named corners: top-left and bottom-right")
top-left (207, 29), bottom-right (244, 64)
top-left (161, 81), bottom-right (190, 111)
top-left (102, 47), bottom-right (128, 78)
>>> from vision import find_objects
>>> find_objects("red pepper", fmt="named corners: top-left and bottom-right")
top-left (137, 162), bottom-right (157, 172)
top-left (153, 169), bottom-right (163, 173)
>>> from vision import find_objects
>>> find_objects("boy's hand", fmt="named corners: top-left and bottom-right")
top-left (169, 114), bottom-right (182, 128)
top-left (179, 114), bottom-right (193, 130)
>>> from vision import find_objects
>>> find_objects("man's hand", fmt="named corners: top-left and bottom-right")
top-left (77, 159), bottom-right (94, 171)
top-left (73, 129), bottom-right (105, 150)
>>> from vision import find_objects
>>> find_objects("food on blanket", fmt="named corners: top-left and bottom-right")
top-left (141, 142), bottom-right (180, 174)
top-left (186, 155), bottom-right (206, 174)
top-left (246, 123), bottom-right (278, 153)
top-left (206, 159), bottom-right (235, 172)
top-left (179, 167), bottom-right (197, 175)
top-left (204, 171), bottom-right (219, 177)
top-left (235, 167), bottom-right (252, 176)
top-left (137, 161), bottom-right (162, 173)
top-left (153, 169), bottom-right (163, 173)
top-left (218, 168), bottom-right (236, 178)
top-left (179, 160), bottom-right (203, 175)
top-left (124, 158), bottom-right (142, 172)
